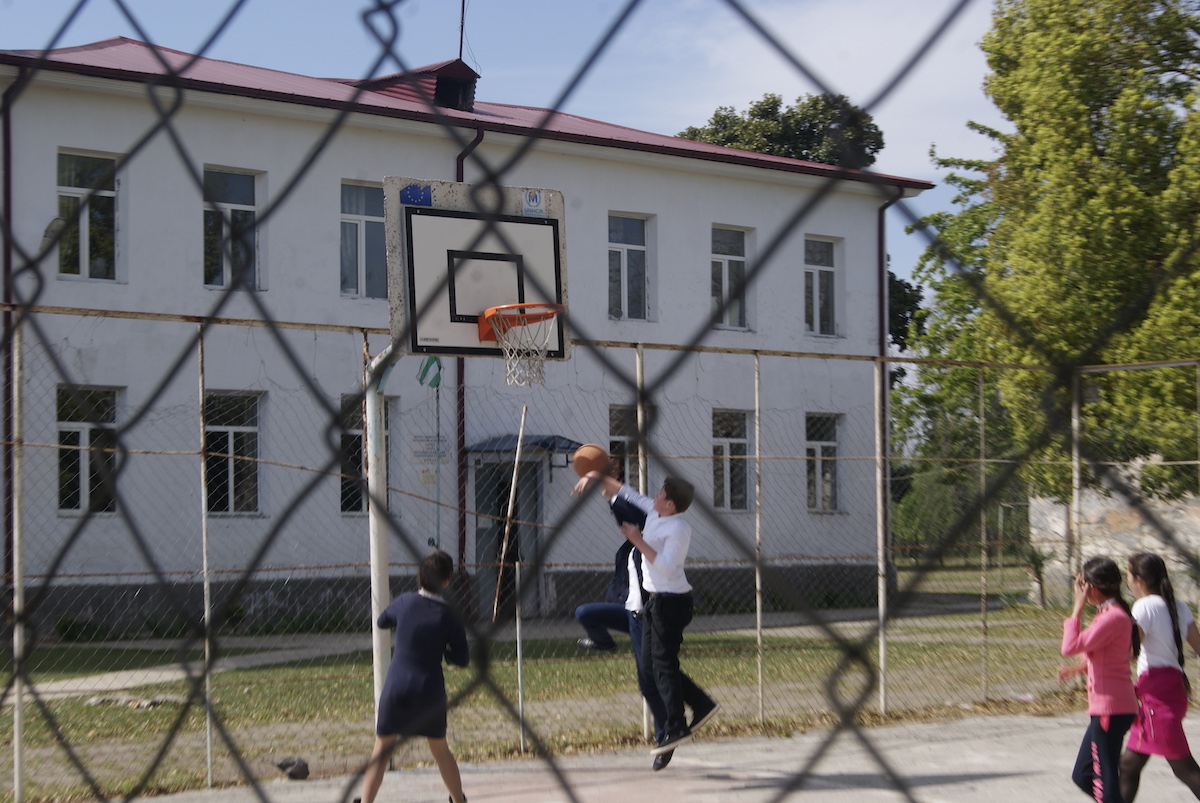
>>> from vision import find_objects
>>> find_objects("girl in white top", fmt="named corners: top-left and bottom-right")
top-left (1119, 552), bottom-right (1200, 801)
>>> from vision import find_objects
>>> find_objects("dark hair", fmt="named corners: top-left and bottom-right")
top-left (662, 476), bottom-right (694, 513)
top-left (1128, 552), bottom-right (1185, 675)
top-left (418, 550), bottom-right (454, 593)
top-left (1082, 556), bottom-right (1139, 657)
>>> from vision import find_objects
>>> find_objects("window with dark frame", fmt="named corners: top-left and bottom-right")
top-left (712, 409), bottom-right (749, 510)
top-left (340, 395), bottom-right (390, 513)
top-left (608, 215), bottom-right (648, 320)
top-left (804, 238), bottom-right (836, 336)
top-left (57, 153), bottom-right (117, 281)
top-left (340, 184), bottom-right (386, 299)
top-left (57, 386), bottom-right (118, 513)
top-left (204, 393), bottom-right (260, 513)
top-left (806, 413), bottom-right (839, 511)
top-left (711, 227), bottom-right (747, 329)
top-left (609, 404), bottom-right (656, 490)
top-left (203, 169), bottom-right (258, 288)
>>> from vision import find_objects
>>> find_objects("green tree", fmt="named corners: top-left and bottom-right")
top-left (892, 136), bottom-right (1031, 559)
top-left (679, 92), bottom-right (885, 169)
top-left (906, 0), bottom-right (1200, 501)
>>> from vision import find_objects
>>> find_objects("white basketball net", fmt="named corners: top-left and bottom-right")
top-left (489, 310), bottom-right (560, 387)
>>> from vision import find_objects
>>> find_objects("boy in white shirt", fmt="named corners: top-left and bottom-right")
top-left (573, 471), bottom-right (719, 757)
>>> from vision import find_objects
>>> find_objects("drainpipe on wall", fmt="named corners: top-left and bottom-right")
top-left (456, 128), bottom-right (484, 185)
top-left (454, 130), bottom-right (483, 603)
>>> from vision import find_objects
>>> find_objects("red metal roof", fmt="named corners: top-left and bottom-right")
top-left (0, 37), bottom-right (932, 191)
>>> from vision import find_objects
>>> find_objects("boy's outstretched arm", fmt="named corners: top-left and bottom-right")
top-left (572, 470), bottom-right (622, 498)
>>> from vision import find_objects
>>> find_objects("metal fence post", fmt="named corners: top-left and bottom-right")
top-left (11, 320), bottom-right (24, 803)
top-left (516, 560), bottom-right (525, 753)
top-left (367, 343), bottom-right (400, 719)
top-left (875, 356), bottom-right (888, 715)
top-left (754, 352), bottom-right (764, 724)
top-left (979, 367), bottom-right (989, 701)
top-left (1070, 369), bottom-right (1082, 575)
top-left (196, 327), bottom-right (215, 786)
top-left (636, 343), bottom-right (651, 740)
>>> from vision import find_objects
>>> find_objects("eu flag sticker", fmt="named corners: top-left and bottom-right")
top-left (400, 184), bottom-right (432, 206)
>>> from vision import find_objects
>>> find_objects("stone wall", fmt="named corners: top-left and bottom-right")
top-left (1030, 493), bottom-right (1200, 607)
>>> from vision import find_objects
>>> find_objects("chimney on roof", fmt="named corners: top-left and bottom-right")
top-left (434, 73), bottom-right (475, 112)
top-left (357, 59), bottom-right (479, 112)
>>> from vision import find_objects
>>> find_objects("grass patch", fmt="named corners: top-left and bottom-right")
top-left (2, 603), bottom-right (1089, 802)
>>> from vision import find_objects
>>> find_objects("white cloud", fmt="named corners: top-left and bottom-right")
top-left (548, 0), bottom-right (1006, 180)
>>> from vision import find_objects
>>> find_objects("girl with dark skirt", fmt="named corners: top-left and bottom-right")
top-left (1119, 552), bottom-right (1200, 801)
top-left (358, 550), bottom-right (470, 803)
top-left (1059, 556), bottom-right (1138, 803)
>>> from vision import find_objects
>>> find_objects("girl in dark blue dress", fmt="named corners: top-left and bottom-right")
top-left (359, 550), bottom-right (470, 803)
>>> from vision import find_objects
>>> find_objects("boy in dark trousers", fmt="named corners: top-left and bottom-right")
top-left (573, 471), bottom-right (719, 758)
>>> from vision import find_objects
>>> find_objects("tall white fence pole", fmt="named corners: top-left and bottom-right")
top-left (979, 368), bottom-right (989, 701)
top-left (754, 352), bottom-right (764, 723)
top-left (196, 328), bottom-right (215, 786)
top-left (636, 344), bottom-right (652, 740)
top-left (875, 357), bottom-right (889, 715)
top-left (367, 344), bottom-right (400, 718)
top-left (11, 322), bottom-right (24, 803)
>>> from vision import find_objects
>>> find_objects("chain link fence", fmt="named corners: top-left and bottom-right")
top-left (12, 311), bottom-right (1186, 798)
top-left (2, 0), bottom-right (1199, 801)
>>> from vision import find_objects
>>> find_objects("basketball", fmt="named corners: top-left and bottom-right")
top-left (572, 443), bottom-right (610, 478)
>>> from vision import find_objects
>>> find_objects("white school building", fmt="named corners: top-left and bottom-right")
top-left (0, 38), bottom-right (929, 631)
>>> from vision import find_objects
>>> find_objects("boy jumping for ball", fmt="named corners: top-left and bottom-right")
top-left (573, 470), bottom-right (719, 756)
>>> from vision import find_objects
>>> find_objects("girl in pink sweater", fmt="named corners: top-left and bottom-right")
top-left (1060, 556), bottom-right (1138, 803)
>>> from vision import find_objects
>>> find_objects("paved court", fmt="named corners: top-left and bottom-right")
top-left (158, 711), bottom-right (1200, 802)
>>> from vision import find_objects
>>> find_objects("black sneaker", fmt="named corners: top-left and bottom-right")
top-left (690, 701), bottom-right (720, 732)
top-left (651, 750), bottom-right (674, 771)
top-left (650, 729), bottom-right (692, 756)
top-left (577, 638), bottom-right (616, 652)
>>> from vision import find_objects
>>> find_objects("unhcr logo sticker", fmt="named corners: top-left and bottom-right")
top-left (521, 189), bottom-right (546, 217)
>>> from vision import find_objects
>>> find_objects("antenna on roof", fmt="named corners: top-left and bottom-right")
top-left (458, 0), bottom-right (466, 60)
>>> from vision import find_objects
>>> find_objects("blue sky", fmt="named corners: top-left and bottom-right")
top-left (0, 0), bottom-right (1006, 282)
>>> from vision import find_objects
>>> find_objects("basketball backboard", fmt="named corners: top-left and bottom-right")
top-left (384, 177), bottom-right (568, 358)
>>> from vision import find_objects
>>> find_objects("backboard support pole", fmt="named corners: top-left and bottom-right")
top-left (367, 342), bottom-right (401, 721)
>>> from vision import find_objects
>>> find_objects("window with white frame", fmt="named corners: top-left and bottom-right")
top-left (57, 153), bottom-right (117, 280)
top-left (340, 184), bottom-right (386, 299)
top-left (609, 405), bottom-right (656, 490)
top-left (203, 169), bottom-right (258, 288)
top-left (806, 413), bottom-right (839, 511)
top-left (57, 386), bottom-right (118, 513)
top-left (804, 238), bottom-right (836, 336)
top-left (711, 227), bottom-right (747, 329)
top-left (204, 393), bottom-right (260, 513)
top-left (608, 215), bottom-right (648, 320)
top-left (340, 395), bottom-right (390, 513)
top-left (712, 410), bottom-right (749, 510)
